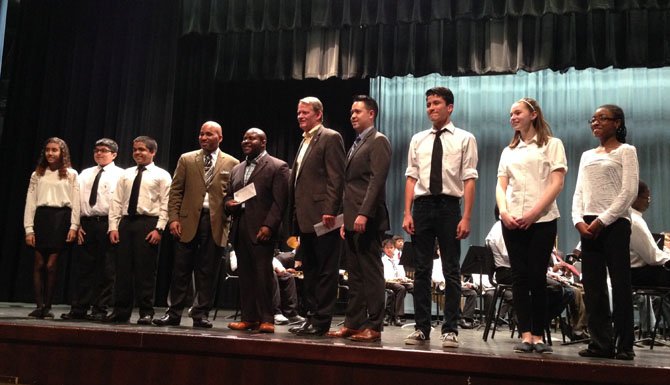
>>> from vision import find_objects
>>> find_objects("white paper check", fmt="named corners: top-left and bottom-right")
top-left (313, 214), bottom-right (343, 236)
top-left (233, 183), bottom-right (257, 203)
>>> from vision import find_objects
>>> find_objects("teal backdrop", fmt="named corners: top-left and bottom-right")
top-left (372, 67), bottom-right (670, 255)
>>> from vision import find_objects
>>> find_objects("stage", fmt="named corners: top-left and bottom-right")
top-left (0, 303), bottom-right (668, 385)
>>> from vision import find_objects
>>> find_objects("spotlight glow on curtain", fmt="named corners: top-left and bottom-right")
top-left (372, 67), bottom-right (670, 254)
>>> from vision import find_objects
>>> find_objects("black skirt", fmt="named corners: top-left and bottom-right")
top-left (34, 206), bottom-right (71, 252)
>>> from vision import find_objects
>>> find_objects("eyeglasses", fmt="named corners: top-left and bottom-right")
top-left (588, 116), bottom-right (618, 124)
top-left (93, 148), bottom-right (112, 154)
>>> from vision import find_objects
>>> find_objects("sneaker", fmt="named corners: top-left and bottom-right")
top-left (288, 315), bottom-right (305, 324)
top-left (514, 342), bottom-right (534, 353)
top-left (404, 330), bottom-right (429, 345)
top-left (533, 342), bottom-right (553, 354)
top-left (274, 314), bottom-right (289, 325)
top-left (440, 332), bottom-right (459, 348)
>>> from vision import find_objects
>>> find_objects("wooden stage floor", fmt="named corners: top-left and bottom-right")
top-left (1, 303), bottom-right (669, 385)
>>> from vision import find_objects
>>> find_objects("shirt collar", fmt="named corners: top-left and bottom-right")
top-left (518, 134), bottom-right (538, 147)
top-left (203, 148), bottom-right (220, 158)
top-left (431, 121), bottom-right (455, 134)
top-left (99, 161), bottom-right (115, 171)
top-left (246, 150), bottom-right (267, 164)
top-left (356, 126), bottom-right (374, 141)
top-left (303, 124), bottom-right (322, 139)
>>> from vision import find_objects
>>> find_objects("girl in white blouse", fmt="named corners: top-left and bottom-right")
top-left (496, 98), bottom-right (567, 354)
top-left (23, 137), bottom-right (80, 319)
top-left (572, 105), bottom-right (638, 360)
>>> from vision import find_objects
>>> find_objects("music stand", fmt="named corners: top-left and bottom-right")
top-left (460, 245), bottom-right (494, 324)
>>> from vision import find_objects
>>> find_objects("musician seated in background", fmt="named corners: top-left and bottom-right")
top-left (459, 275), bottom-right (480, 329)
top-left (548, 248), bottom-right (588, 340)
top-left (382, 238), bottom-right (413, 326)
top-left (485, 217), bottom-right (514, 324)
top-left (629, 181), bottom-right (670, 332)
top-left (272, 250), bottom-right (305, 325)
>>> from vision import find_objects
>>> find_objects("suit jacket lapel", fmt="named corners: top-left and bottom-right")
top-left (196, 151), bottom-right (206, 180)
top-left (346, 128), bottom-right (375, 169)
top-left (246, 156), bottom-right (268, 184)
top-left (296, 127), bottom-right (321, 182)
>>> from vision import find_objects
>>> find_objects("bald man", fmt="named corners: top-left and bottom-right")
top-left (225, 128), bottom-right (290, 333)
top-left (153, 121), bottom-right (239, 328)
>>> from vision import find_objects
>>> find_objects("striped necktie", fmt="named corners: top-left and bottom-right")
top-left (204, 153), bottom-right (214, 188)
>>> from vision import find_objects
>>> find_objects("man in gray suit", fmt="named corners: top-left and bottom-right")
top-left (327, 95), bottom-right (391, 342)
top-left (289, 96), bottom-right (346, 336)
top-left (225, 128), bottom-right (290, 333)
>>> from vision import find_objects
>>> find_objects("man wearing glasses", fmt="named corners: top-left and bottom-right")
top-left (61, 138), bottom-right (124, 321)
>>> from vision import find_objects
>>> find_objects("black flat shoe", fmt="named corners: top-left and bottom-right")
top-left (513, 342), bottom-right (534, 353)
top-left (578, 348), bottom-right (614, 359)
top-left (615, 351), bottom-right (635, 361)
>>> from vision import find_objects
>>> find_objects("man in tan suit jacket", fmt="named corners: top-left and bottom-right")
top-left (153, 121), bottom-right (239, 328)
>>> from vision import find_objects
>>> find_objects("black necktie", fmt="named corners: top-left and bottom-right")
top-left (88, 167), bottom-right (104, 207)
top-left (127, 165), bottom-right (145, 216)
top-left (429, 129), bottom-right (445, 195)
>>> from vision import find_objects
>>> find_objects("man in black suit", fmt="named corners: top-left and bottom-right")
top-left (288, 96), bottom-right (346, 336)
top-left (326, 95), bottom-right (391, 342)
top-left (225, 128), bottom-right (290, 333)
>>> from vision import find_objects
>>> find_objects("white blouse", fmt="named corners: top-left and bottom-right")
top-left (497, 136), bottom-right (567, 223)
top-left (24, 168), bottom-right (81, 234)
top-left (571, 144), bottom-right (639, 226)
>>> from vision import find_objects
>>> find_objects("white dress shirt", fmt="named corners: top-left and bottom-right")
top-left (485, 221), bottom-right (510, 269)
top-left (382, 255), bottom-right (406, 280)
top-left (497, 136), bottom-right (567, 223)
top-left (630, 209), bottom-right (670, 268)
top-left (295, 125), bottom-right (321, 179)
top-left (572, 144), bottom-right (639, 226)
top-left (24, 168), bottom-right (80, 234)
top-left (405, 121), bottom-right (479, 198)
top-left (108, 162), bottom-right (171, 231)
top-left (79, 162), bottom-right (124, 217)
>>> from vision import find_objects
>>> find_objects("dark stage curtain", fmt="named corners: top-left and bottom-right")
top-left (0, 0), bottom-right (367, 304)
top-left (182, 0), bottom-right (670, 80)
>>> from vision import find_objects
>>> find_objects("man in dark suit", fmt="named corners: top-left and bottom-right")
top-left (224, 128), bottom-right (290, 333)
top-left (326, 95), bottom-right (391, 342)
top-left (153, 121), bottom-right (238, 328)
top-left (288, 96), bottom-right (346, 336)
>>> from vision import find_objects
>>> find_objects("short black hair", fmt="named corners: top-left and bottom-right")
top-left (352, 95), bottom-right (379, 118)
top-left (95, 138), bottom-right (118, 153)
top-left (133, 136), bottom-right (158, 153)
top-left (426, 87), bottom-right (454, 105)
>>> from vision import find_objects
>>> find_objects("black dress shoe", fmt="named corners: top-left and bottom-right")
top-left (60, 311), bottom-right (87, 320)
top-left (86, 312), bottom-right (108, 322)
top-left (137, 314), bottom-right (153, 325)
top-left (289, 321), bottom-right (310, 334)
top-left (193, 318), bottom-right (213, 329)
top-left (458, 319), bottom-right (475, 329)
top-left (578, 348), bottom-right (615, 359)
top-left (294, 324), bottom-right (328, 336)
top-left (104, 312), bottom-right (130, 323)
top-left (152, 315), bottom-right (181, 326)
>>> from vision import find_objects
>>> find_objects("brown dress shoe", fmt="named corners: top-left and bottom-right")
top-left (259, 322), bottom-right (275, 333)
top-left (228, 321), bottom-right (260, 331)
top-left (350, 328), bottom-right (381, 342)
top-left (326, 327), bottom-right (361, 338)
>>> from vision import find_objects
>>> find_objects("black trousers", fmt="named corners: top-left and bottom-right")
top-left (71, 216), bottom-right (116, 314)
top-left (272, 273), bottom-right (299, 317)
top-left (502, 219), bottom-right (556, 336)
top-left (581, 216), bottom-right (634, 354)
top-left (167, 210), bottom-right (220, 319)
top-left (113, 215), bottom-right (158, 317)
top-left (298, 231), bottom-right (341, 329)
top-left (343, 229), bottom-right (385, 331)
top-left (385, 282), bottom-right (413, 317)
top-left (411, 195), bottom-right (461, 335)
top-left (236, 214), bottom-right (275, 324)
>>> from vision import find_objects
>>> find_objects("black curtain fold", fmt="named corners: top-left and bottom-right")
top-left (183, 0), bottom-right (670, 34)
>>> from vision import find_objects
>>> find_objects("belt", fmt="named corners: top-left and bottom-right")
top-left (415, 194), bottom-right (459, 202)
top-left (82, 216), bottom-right (108, 222)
